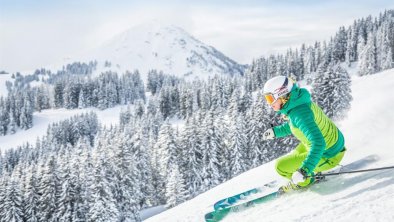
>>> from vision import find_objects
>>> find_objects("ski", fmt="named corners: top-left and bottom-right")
top-left (205, 155), bottom-right (379, 221)
top-left (206, 190), bottom-right (282, 222)
top-left (206, 179), bottom-right (324, 222)
top-left (213, 180), bottom-right (277, 210)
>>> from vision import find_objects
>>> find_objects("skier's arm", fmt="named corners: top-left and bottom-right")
top-left (292, 105), bottom-right (326, 174)
top-left (273, 123), bottom-right (292, 138)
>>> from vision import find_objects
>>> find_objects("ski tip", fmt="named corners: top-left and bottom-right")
top-left (204, 212), bottom-right (214, 222)
top-left (213, 203), bottom-right (221, 211)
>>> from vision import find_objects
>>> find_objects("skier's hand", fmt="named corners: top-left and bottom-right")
top-left (292, 169), bottom-right (308, 184)
top-left (262, 128), bottom-right (275, 140)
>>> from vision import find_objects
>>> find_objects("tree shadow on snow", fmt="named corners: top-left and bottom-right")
top-left (310, 154), bottom-right (394, 197)
top-left (331, 170), bottom-right (394, 201)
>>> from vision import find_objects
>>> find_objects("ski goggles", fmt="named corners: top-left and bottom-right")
top-left (264, 93), bottom-right (278, 105)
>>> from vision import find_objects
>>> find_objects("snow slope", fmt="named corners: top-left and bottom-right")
top-left (146, 69), bottom-right (394, 222)
top-left (0, 105), bottom-right (128, 152)
top-left (77, 21), bottom-right (245, 80)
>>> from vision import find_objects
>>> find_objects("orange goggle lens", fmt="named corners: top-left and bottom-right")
top-left (264, 94), bottom-right (276, 105)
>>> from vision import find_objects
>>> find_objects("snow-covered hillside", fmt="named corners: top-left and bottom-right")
top-left (0, 106), bottom-right (127, 151)
top-left (76, 21), bottom-right (245, 80)
top-left (145, 69), bottom-right (394, 222)
top-left (0, 21), bottom-right (245, 98)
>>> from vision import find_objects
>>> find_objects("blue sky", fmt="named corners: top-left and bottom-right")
top-left (1, 0), bottom-right (393, 71)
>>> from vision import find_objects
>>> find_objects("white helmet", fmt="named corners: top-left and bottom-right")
top-left (263, 76), bottom-right (294, 104)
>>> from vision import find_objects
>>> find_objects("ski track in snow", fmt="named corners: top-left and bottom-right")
top-left (146, 69), bottom-right (394, 222)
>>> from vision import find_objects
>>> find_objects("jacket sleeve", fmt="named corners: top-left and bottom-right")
top-left (273, 123), bottom-right (292, 138)
top-left (291, 104), bottom-right (326, 174)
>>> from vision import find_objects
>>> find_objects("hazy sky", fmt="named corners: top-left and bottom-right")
top-left (1, 0), bottom-right (393, 72)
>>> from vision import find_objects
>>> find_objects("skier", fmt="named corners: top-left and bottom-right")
top-left (262, 76), bottom-right (346, 192)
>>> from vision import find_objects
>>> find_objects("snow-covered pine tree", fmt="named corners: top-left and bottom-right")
top-left (154, 120), bottom-right (178, 180)
top-left (0, 150), bottom-right (3, 176)
top-left (179, 86), bottom-right (194, 119)
top-left (111, 132), bottom-right (141, 222)
top-left (121, 71), bottom-right (138, 105)
top-left (131, 125), bottom-right (155, 208)
top-left (87, 154), bottom-right (119, 222)
top-left (245, 95), bottom-right (270, 168)
top-left (239, 89), bottom-right (253, 113)
top-left (345, 26), bottom-right (355, 66)
top-left (2, 177), bottom-right (23, 222)
top-left (312, 62), bottom-right (352, 121)
top-left (351, 20), bottom-right (360, 61)
top-left (227, 114), bottom-right (247, 178)
top-left (376, 21), bottom-right (393, 70)
top-left (148, 136), bottom-right (166, 206)
top-left (296, 48), bottom-right (305, 80)
top-left (178, 116), bottom-right (203, 196)
top-left (200, 109), bottom-right (223, 189)
top-left (19, 93), bottom-right (33, 130)
top-left (0, 98), bottom-right (9, 135)
top-left (165, 164), bottom-right (188, 208)
top-left (63, 82), bottom-right (73, 109)
top-left (55, 153), bottom-right (78, 221)
top-left (158, 87), bottom-right (172, 119)
top-left (191, 82), bottom-right (201, 113)
top-left (53, 82), bottom-right (64, 108)
top-left (97, 76), bottom-right (108, 110)
top-left (257, 99), bottom-right (282, 163)
top-left (227, 88), bottom-right (240, 121)
top-left (34, 86), bottom-right (45, 112)
top-left (313, 41), bottom-right (322, 71)
top-left (134, 100), bottom-right (145, 119)
top-left (77, 139), bottom-right (95, 221)
top-left (244, 61), bottom-right (256, 91)
top-left (0, 176), bottom-right (7, 219)
top-left (358, 32), bottom-right (378, 76)
top-left (220, 78), bottom-right (232, 108)
top-left (200, 83), bottom-right (212, 111)
top-left (169, 85), bottom-right (180, 117)
top-left (23, 165), bottom-right (40, 222)
top-left (37, 155), bottom-right (61, 222)
top-left (78, 86), bottom-right (88, 109)
top-left (106, 80), bottom-right (118, 109)
top-left (333, 26), bottom-right (348, 62)
top-left (147, 70), bottom-right (160, 95)
top-left (323, 40), bottom-right (335, 67)
top-left (214, 109), bottom-right (229, 181)
top-left (304, 46), bottom-right (315, 75)
top-left (210, 77), bottom-right (223, 112)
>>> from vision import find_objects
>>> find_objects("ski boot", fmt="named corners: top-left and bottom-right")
top-left (278, 182), bottom-right (301, 194)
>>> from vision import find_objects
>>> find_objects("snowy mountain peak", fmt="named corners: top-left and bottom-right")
top-left (87, 21), bottom-right (245, 79)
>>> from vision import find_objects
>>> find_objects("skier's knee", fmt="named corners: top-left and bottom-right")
top-left (275, 158), bottom-right (290, 179)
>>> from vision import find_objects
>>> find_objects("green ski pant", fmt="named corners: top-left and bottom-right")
top-left (275, 143), bottom-right (345, 186)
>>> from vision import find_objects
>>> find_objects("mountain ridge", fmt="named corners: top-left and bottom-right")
top-left (77, 21), bottom-right (246, 80)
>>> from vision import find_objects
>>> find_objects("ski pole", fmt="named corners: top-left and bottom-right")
top-left (314, 165), bottom-right (394, 178)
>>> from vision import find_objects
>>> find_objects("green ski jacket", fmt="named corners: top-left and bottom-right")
top-left (273, 85), bottom-right (345, 174)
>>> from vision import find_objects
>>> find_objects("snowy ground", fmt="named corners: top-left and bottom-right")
top-left (145, 68), bottom-right (394, 222)
top-left (0, 106), bottom-right (128, 151)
